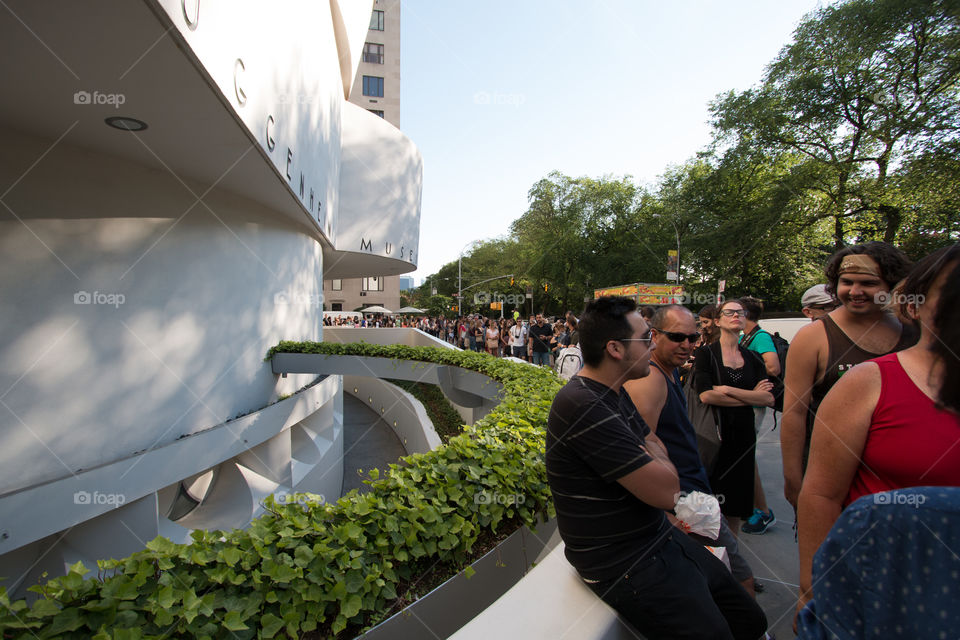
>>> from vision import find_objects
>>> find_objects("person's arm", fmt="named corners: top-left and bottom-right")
top-left (617, 449), bottom-right (680, 511)
top-left (643, 431), bottom-right (673, 464)
top-left (624, 373), bottom-right (668, 435)
top-left (722, 379), bottom-right (775, 407)
top-left (781, 322), bottom-right (825, 509)
top-left (751, 331), bottom-right (781, 377)
top-left (699, 389), bottom-right (751, 406)
top-left (761, 351), bottom-right (780, 377)
top-left (797, 362), bottom-right (879, 611)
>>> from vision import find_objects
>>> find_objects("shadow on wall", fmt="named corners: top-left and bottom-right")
top-left (0, 129), bottom-right (324, 495)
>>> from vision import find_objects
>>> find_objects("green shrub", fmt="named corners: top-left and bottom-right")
top-left (382, 378), bottom-right (463, 442)
top-left (0, 343), bottom-right (560, 639)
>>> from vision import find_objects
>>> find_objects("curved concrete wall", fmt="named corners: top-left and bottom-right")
top-left (344, 375), bottom-right (442, 455)
top-left (0, 0), bottom-right (422, 601)
top-left (0, 128), bottom-right (323, 495)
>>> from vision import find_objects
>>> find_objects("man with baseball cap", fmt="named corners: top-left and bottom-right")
top-left (799, 284), bottom-right (837, 320)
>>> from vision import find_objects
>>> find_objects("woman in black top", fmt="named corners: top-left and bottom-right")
top-left (693, 298), bottom-right (774, 533)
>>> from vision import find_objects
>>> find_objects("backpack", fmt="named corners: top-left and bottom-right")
top-left (742, 327), bottom-right (789, 414)
top-left (555, 345), bottom-right (583, 380)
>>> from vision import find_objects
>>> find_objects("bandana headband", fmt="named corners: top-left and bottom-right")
top-left (838, 254), bottom-right (881, 278)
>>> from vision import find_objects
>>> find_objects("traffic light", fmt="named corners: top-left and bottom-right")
top-left (543, 283), bottom-right (549, 292)
top-left (510, 276), bottom-right (515, 287)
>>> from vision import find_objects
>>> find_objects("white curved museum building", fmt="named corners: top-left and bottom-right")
top-left (0, 0), bottom-right (421, 599)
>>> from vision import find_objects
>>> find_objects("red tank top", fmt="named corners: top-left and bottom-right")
top-left (846, 353), bottom-right (960, 506)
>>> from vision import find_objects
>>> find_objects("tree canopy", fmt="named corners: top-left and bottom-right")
top-left (415, 0), bottom-right (959, 316)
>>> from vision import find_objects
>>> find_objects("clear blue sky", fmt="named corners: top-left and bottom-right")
top-left (401, 0), bottom-right (827, 283)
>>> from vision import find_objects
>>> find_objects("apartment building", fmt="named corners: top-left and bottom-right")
top-left (325, 0), bottom-right (405, 312)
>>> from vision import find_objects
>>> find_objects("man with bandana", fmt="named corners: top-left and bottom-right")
top-left (780, 243), bottom-right (916, 510)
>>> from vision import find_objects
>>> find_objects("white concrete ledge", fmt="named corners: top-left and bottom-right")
top-left (0, 377), bottom-right (339, 554)
top-left (450, 543), bottom-right (641, 640)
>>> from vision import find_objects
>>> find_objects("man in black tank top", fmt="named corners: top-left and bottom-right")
top-left (625, 305), bottom-right (759, 597)
top-left (780, 243), bottom-right (915, 510)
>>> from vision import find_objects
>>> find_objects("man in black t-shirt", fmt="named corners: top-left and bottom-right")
top-left (527, 314), bottom-right (553, 367)
top-left (546, 297), bottom-right (767, 640)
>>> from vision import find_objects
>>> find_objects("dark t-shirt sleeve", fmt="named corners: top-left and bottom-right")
top-left (693, 344), bottom-right (716, 395)
top-left (551, 385), bottom-right (653, 483)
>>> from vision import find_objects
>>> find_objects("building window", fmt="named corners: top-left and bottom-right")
top-left (362, 277), bottom-right (384, 292)
top-left (368, 109), bottom-right (385, 118)
top-left (332, 279), bottom-right (342, 291)
top-left (362, 76), bottom-right (384, 97)
top-left (363, 43), bottom-right (384, 64)
top-left (332, 303), bottom-right (342, 311)
top-left (369, 10), bottom-right (384, 31)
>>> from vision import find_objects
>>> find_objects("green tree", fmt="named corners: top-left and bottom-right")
top-left (712, 0), bottom-right (960, 246)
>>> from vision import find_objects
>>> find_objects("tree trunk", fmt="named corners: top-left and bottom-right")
top-left (880, 205), bottom-right (901, 244)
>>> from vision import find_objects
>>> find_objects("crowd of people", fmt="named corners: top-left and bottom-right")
top-left (545, 241), bottom-right (960, 639)
top-left (324, 310), bottom-right (582, 366)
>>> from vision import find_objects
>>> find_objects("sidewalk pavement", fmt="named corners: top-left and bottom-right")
top-left (740, 410), bottom-right (800, 639)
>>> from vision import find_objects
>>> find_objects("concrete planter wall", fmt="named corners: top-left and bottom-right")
top-left (272, 352), bottom-right (504, 423)
top-left (343, 375), bottom-right (442, 455)
top-left (357, 519), bottom-right (559, 640)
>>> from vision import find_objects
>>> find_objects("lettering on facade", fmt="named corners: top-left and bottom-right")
top-left (234, 59), bottom-right (246, 106)
top-left (357, 239), bottom-right (415, 263)
top-left (181, 0), bottom-right (199, 30)
top-left (265, 115), bottom-right (275, 151)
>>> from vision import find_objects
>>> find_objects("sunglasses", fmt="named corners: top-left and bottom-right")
top-left (720, 309), bottom-right (746, 317)
top-left (656, 330), bottom-right (700, 343)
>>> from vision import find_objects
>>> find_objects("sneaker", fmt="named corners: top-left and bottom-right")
top-left (742, 508), bottom-right (775, 534)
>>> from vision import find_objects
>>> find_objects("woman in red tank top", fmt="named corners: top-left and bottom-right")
top-left (796, 246), bottom-right (960, 616)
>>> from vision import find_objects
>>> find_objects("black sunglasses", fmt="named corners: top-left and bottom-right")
top-left (656, 330), bottom-right (700, 343)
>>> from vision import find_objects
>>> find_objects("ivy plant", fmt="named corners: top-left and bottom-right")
top-left (0, 343), bottom-right (561, 639)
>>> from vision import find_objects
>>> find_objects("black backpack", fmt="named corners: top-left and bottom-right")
top-left (742, 326), bottom-right (789, 414)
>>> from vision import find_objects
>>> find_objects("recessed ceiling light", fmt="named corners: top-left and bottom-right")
top-left (105, 116), bottom-right (148, 132)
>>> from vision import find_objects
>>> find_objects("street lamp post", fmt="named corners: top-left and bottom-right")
top-left (457, 240), bottom-right (482, 314)
top-left (654, 214), bottom-right (681, 287)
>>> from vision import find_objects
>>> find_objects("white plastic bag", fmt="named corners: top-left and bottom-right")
top-left (674, 491), bottom-right (722, 540)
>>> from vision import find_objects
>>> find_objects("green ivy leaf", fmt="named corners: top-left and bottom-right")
top-left (222, 610), bottom-right (249, 631)
top-left (341, 593), bottom-right (363, 618)
top-left (261, 613), bottom-right (284, 638)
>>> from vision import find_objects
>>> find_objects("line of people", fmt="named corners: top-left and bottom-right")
top-left (454, 313), bottom-right (580, 366)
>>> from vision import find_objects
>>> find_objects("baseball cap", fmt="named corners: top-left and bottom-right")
top-left (801, 284), bottom-right (834, 308)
